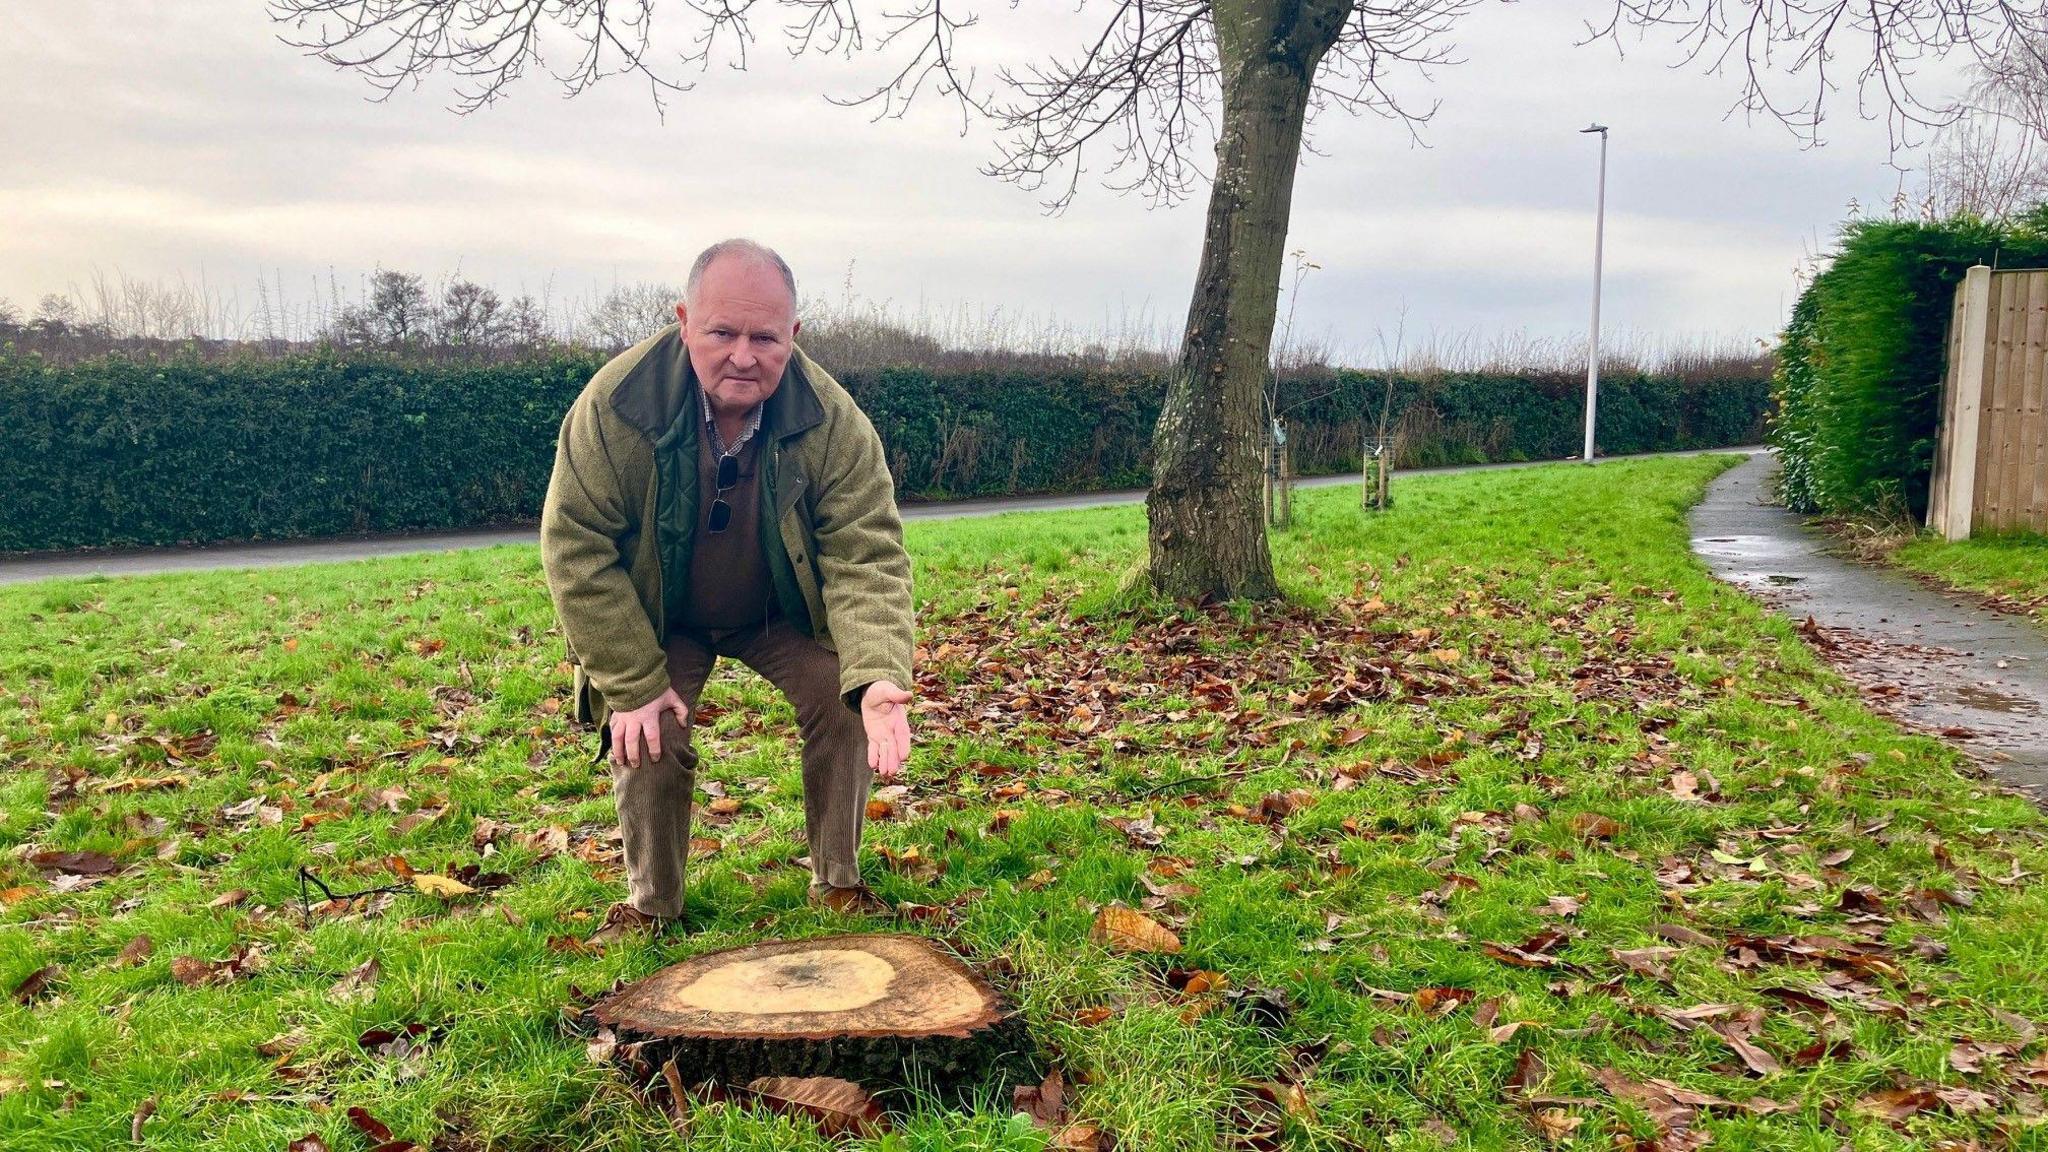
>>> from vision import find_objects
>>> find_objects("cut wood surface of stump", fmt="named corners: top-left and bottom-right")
top-left (594, 933), bottom-right (1032, 1094)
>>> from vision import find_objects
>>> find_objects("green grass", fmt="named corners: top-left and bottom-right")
top-left (4, 455), bottom-right (2046, 1151)
top-left (1891, 531), bottom-right (2048, 623)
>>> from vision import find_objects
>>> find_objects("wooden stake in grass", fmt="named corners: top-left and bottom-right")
top-left (594, 934), bottom-right (1032, 1092)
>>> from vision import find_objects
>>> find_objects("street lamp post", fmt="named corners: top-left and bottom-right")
top-left (1580, 123), bottom-right (1608, 463)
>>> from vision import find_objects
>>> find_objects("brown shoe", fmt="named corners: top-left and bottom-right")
top-left (589, 902), bottom-right (669, 945)
top-left (809, 884), bottom-right (889, 916)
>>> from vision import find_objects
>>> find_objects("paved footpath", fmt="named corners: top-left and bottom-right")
top-left (1692, 451), bottom-right (2048, 797)
top-left (0, 447), bottom-right (1751, 586)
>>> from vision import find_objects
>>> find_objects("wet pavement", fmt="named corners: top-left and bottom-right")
top-left (1692, 452), bottom-right (2048, 798)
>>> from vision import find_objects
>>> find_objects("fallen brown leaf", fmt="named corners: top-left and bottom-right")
top-left (346, 1106), bottom-right (394, 1142)
top-left (1612, 946), bottom-right (1680, 982)
top-left (113, 935), bottom-right (154, 969)
top-left (744, 1075), bottom-right (888, 1137)
top-left (1091, 905), bottom-right (1182, 954)
top-left (12, 965), bottom-right (58, 1003)
top-left (1569, 813), bottom-right (1621, 840)
top-left (328, 957), bottom-right (380, 1004)
top-left (1013, 1069), bottom-right (1066, 1127)
top-left (170, 956), bottom-right (215, 986)
top-left (409, 874), bottom-right (475, 898)
top-left (1653, 923), bottom-right (1717, 948)
top-left (1712, 1021), bottom-right (1782, 1076)
top-left (28, 850), bottom-right (121, 876)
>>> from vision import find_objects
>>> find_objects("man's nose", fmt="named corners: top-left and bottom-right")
top-left (729, 344), bottom-right (757, 369)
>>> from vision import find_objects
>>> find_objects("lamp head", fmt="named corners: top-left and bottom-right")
top-left (1581, 123), bottom-right (1608, 135)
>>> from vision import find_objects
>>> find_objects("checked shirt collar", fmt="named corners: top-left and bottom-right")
top-left (698, 386), bottom-right (764, 459)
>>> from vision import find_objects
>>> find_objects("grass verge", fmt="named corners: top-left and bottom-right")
top-left (1888, 533), bottom-right (2048, 625)
top-left (3, 455), bottom-right (2045, 1151)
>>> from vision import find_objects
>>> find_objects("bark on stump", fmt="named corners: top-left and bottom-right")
top-left (593, 933), bottom-right (1033, 1095)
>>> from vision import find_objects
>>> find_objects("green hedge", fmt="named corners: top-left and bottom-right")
top-left (0, 348), bottom-right (1770, 552)
top-left (1771, 210), bottom-right (2048, 517)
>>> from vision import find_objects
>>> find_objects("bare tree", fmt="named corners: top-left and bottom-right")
top-left (333, 268), bottom-right (435, 347)
top-left (1971, 29), bottom-right (2048, 140)
top-left (269, 0), bottom-right (2048, 600)
top-left (581, 281), bottom-right (685, 351)
top-left (503, 294), bottom-right (554, 348)
top-left (438, 278), bottom-right (507, 347)
top-left (1921, 113), bottom-right (2048, 220)
top-left (1920, 33), bottom-right (2048, 220)
top-left (34, 294), bottom-right (80, 332)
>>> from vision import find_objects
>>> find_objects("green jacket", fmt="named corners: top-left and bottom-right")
top-left (540, 324), bottom-right (914, 726)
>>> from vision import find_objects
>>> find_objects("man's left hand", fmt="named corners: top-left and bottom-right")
top-left (860, 680), bottom-right (913, 780)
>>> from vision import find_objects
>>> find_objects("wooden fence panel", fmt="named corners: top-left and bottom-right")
top-left (1932, 267), bottom-right (2048, 538)
top-left (1976, 271), bottom-right (2048, 532)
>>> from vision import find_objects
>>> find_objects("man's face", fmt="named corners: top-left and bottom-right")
top-left (675, 256), bottom-right (800, 419)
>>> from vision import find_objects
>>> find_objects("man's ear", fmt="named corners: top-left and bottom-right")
top-left (673, 301), bottom-right (688, 328)
top-left (791, 319), bottom-right (801, 340)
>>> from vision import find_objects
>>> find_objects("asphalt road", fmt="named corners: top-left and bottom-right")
top-left (0, 447), bottom-right (1760, 586)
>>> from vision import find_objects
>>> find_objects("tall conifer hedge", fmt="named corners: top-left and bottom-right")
top-left (1771, 211), bottom-right (2048, 517)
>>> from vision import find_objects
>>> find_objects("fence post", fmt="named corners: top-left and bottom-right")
top-left (1936, 265), bottom-right (1994, 542)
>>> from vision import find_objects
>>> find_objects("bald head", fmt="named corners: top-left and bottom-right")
top-left (685, 238), bottom-right (796, 319)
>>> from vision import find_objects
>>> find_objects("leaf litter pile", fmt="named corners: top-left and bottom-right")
top-left (3, 460), bottom-right (2048, 1151)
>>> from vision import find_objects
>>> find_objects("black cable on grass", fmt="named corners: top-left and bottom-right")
top-left (296, 866), bottom-right (410, 928)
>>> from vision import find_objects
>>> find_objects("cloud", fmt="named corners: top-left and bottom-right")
top-left (0, 0), bottom-right (1964, 347)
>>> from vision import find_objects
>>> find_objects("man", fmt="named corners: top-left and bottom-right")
top-left (540, 238), bottom-right (914, 939)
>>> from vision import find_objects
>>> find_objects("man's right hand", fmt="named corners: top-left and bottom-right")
top-left (609, 686), bottom-right (691, 769)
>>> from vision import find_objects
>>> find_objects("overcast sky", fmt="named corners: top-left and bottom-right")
top-left (1, 2), bottom-right (1965, 360)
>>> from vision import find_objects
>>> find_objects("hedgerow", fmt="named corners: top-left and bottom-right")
top-left (0, 348), bottom-right (1769, 551)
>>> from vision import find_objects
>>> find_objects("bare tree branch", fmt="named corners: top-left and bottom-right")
top-left (1589, 1), bottom-right (2048, 150)
top-left (1308, 1), bottom-right (1479, 141)
top-left (270, 0), bottom-right (2048, 204)
top-left (269, 0), bottom-right (698, 116)
top-left (980, 0), bottom-right (1220, 209)
top-left (826, 0), bottom-right (984, 131)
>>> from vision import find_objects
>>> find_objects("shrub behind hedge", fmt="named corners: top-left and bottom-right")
top-left (1, 347), bottom-right (1770, 552)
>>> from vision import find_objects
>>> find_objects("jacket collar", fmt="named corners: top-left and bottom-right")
top-left (611, 323), bottom-right (824, 444)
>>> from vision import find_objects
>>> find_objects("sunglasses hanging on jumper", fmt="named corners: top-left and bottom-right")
top-left (708, 452), bottom-right (741, 534)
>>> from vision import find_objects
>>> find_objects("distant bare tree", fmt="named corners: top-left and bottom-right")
top-left (33, 294), bottom-right (82, 336)
top-left (1971, 31), bottom-right (2048, 140)
top-left (336, 269), bottom-right (434, 347)
top-left (1918, 33), bottom-right (2048, 220)
top-left (504, 294), bottom-right (553, 348)
top-left (269, 0), bottom-right (2048, 600)
top-left (438, 278), bottom-right (506, 348)
top-left (581, 282), bottom-right (683, 351)
top-left (1921, 113), bottom-right (2048, 220)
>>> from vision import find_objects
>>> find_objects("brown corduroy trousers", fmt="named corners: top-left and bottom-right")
top-left (610, 618), bottom-right (872, 918)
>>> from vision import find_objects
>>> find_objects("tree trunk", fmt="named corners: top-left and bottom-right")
top-left (1145, 0), bottom-right (1347, 600)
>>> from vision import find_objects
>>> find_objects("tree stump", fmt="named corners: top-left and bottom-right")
top-left (594, 933), bottom-right (1033, 1095)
